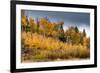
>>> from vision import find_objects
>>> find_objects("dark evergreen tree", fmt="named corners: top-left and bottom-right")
top-left (83, 29), bottom-right (86, 37)
top-left (36, 18), bottom-right (40, 33)
top-left (58, 22), bottom-right (66, 42)
top-left (75, 26), bottom-right (79, 33)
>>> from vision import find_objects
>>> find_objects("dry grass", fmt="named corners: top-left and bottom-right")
top-left (21, 32), bottom-right (90, 62)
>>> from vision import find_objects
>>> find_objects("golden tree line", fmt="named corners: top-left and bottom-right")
top-left (21, 15), bottom-right (90, 62)
top-left (21, 15), bottom-right (90, 48)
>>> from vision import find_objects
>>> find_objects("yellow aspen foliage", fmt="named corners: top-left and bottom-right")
top-left (29, 17), bottom-right (35, 26)
top-left (21, 16), bottom-right (28, 27)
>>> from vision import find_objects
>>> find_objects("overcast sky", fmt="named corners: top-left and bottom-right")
top-left (22, 10), bottom-right (90, 37)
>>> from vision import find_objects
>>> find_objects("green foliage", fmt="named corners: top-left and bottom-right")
top-left (65, 26), bottom-right (81, 44)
